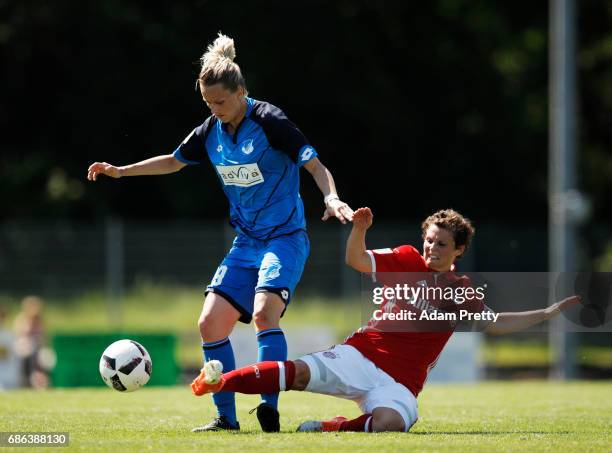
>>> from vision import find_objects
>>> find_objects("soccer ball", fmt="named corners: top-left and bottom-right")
top-left (99, 339), bottom-right (152, 392)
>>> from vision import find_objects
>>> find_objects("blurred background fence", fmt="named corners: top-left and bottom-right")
top-left (1, 221), bottom-right (611, 388)
top-left (0, 219), bottom-right (555, 300)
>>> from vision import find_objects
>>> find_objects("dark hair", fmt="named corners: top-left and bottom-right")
top-left (421, 209), bottom-right (475, 259)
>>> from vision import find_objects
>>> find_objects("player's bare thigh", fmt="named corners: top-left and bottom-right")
top-left (198, 292), bottom-right (241, 342)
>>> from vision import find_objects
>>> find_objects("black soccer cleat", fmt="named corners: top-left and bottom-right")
top-left (253, 403), bottom-right (280, 432)
top-left (191, 415), bottom-right (240, 432)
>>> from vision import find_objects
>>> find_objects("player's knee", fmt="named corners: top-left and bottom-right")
top-left (290, 359), bottom-right (310, 391)
top-left (198, 313), bottom-right (225, 342)
top-left (253, 291), bottom-right (285, 331)
top-left (372, 410), bottom-right (406, 432)
top-left (252, 308), bottom-right (280, 331)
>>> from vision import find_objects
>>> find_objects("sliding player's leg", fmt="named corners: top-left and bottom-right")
top-left (191, 357), bottom-right (309, 395)
top-left (297, 407), bottom-right (410, 433)
top-left (357, 382), bottom-right (418, 432)
top-left (296, 383), bottom-right (418, 433)
top-left (192, 343), bottom-right (418, 433)
top-left (191, 344), bottom-right (401, 431)
top-left (296, 345), bottom-right (419, 433)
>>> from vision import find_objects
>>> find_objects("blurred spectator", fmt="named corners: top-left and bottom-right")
top-left (13, 296), bottom-right (54, 389)
top-left (0, 305), bottom-right (20, 389)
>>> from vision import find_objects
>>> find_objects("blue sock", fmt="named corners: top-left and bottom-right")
top-left (202, 338), bottom-right (237, 425)
top-left (256, 328), bottom-right (287, 409)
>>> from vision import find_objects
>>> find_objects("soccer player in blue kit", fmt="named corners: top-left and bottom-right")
top-left (87, 33), bottom-right (354, 432)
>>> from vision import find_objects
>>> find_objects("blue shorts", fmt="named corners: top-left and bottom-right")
top-left (206, 230), bottom-right (310, 324)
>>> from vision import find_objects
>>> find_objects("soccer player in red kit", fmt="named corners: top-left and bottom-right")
top-left (191, 207), bottom-right (581, 433)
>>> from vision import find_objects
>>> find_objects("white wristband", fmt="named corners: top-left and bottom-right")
top-left (324, 194), bottom-right (340, 205)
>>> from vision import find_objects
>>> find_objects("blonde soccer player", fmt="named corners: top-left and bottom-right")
top-left (88, 33), bottom-right (353, 433)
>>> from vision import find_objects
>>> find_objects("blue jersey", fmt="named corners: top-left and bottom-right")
top-left (173, 97), bottom-right (318, 240)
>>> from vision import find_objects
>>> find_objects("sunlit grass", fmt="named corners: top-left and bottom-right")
top-left (1, 382), bottom-right (610, 452)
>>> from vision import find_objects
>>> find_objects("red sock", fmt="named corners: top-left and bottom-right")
top-left (220, 360), bottom-right (295, 394)
top-left (339, 414), bottom-right (373, 432)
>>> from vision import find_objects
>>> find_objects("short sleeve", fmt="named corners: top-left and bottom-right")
top-left (274, 120), bottom-right (317, 166)
top-left (253, 102), bottom-right (318, 166)
top-left (172, 117), bottom-right (214, 165)
top-left (367, 245), bottom-right (424, 273)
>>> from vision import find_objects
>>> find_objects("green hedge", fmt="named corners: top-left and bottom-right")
top-left (52, 333), bottom-right (178, 387)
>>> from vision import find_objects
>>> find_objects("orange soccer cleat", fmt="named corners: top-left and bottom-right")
top-left (296, 416), bottom-right (348, 432)
top-left (191, 360), bottom-right (225, 396)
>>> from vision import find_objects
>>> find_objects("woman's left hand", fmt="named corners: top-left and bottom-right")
top-left (322, 199), bottom-right (354, 224)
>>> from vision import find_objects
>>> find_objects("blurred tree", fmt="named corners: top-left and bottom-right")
top-left (0, 0), bottom-right (609, 238)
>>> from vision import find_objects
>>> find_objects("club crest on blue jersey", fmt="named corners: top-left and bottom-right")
top-left (172, 97), bottom-right (318, 240)
top-left (262, 260), bottom-right (281, 280)
top-left (241, 139), bottom-right (255, 155)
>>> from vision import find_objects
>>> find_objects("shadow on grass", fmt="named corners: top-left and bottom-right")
top-left (411, 431), bottom-right (572, 435)
top-left (190, 430), bottom-right (573, 435)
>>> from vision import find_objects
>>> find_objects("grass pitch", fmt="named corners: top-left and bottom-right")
top-left (1, 382), bottom-right (610, 452)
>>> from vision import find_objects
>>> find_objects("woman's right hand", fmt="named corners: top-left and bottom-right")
top-left (352, 207), bottom-right (373, 230)
top-left (87, 162), bottom-right (122, 181)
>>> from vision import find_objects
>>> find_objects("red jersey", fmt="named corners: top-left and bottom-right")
top-left (344, 245), bottom-right (485, 397)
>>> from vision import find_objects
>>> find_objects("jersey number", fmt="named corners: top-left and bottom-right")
top-left (212, 265), bottom-right (228, 286)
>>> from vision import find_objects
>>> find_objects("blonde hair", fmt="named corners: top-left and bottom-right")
top-left (197, 33), bottom-right (247, 94)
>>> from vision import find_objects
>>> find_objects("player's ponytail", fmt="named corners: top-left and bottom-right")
top-left (197, 33), bottom-right (247, 94)
top-left (204, 33), bottom-right (236, 63)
